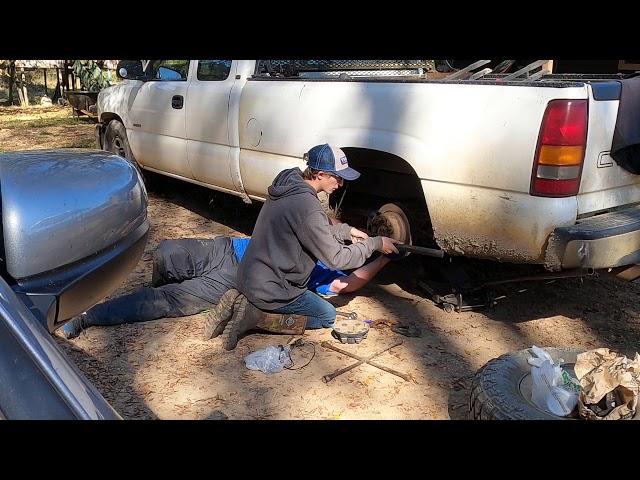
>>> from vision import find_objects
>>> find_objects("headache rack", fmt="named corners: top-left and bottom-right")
top-left (253, 60), bottom-right (638, 84)
top-left (255, 60), bottom-right (436, 79)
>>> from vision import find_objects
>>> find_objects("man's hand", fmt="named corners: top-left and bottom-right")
top-left (350, 227), bottom-right (369, 243)
top-left (379, 236), bottom-right (400, 255)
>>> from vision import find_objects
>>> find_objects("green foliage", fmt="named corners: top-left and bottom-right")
top-left (72, 60), bottom-right (112, 91)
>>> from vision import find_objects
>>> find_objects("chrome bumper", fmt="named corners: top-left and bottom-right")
top-left (545, 204), bottom-right (640, 270)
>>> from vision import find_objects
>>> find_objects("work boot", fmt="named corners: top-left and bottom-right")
top-left (221, 295), bottom-right (262, 351)
top-left (62, 313), bottom-right (86, 340)
top-left (255, 312), bottom-right (307, 335)
top-left (203, 288), bottom-right (240, 340)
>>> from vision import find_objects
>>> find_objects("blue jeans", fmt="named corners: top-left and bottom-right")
top-left (272, 290), bottom-right (336, 329)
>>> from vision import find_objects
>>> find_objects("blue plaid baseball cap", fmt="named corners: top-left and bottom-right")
top-left (304, 144), bottom-right (360, 181)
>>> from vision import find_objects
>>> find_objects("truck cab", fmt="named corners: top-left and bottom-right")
top-left (97, 60), bottom-right (257, 202)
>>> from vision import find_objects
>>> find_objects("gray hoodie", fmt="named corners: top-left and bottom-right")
top-left (236, 168), bottom-right (383, 310)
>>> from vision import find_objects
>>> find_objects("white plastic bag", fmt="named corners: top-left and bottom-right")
top-left (527, 345), bottom-right (580, 417)
top-left (244, 345), bottom-right (292, 374)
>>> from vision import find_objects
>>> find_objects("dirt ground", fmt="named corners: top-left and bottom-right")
top-left (0, 105), bottom-right (96, 152)
top-left (55, 176), bottom-right (640, 420)
top-left (4, 106), bottom-right (640, 420)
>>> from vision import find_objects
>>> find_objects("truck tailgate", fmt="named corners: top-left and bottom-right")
top-left (578, 81), bottom-right (640, 216)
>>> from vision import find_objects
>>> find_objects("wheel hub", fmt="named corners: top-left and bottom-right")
top-left (113, 138), bottom-right (125, 157)
top-left (367, 203), bottom-right (412, 258)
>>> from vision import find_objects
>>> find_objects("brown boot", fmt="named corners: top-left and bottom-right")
top-left (221, 295), bottom-right (261, 351)
top-left (203, 288), bottom-right (240, 340)
top-left (221, 295), bottom-right (308, 350)
top-left (255, 312), bottom-right (307, 335)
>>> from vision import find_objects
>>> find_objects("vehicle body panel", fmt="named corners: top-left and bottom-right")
top-left (127, 64), bottom-right (191, 178)
top-left (0, 149), bottom-right (147, 279)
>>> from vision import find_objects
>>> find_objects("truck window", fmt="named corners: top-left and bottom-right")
top-left (197, 60), bottom-right (232, 81)
top-left (148, 60), bottom-right (190, 81)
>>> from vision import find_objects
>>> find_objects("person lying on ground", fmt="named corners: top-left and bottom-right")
top-left (61, 235), bottom-right (392, 340)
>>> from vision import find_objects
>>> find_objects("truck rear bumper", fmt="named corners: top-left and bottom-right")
top-left (545, 204), bottom-right (640, 270)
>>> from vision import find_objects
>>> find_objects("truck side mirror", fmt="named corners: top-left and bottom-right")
top-left (116, 60), bottom-right (144, 80)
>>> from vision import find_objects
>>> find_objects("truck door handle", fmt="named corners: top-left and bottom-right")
top-left (171, 95), bottom-right (184, 109)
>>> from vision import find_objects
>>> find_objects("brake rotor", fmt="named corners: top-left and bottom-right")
top-left (331, 319), bottom-right (370, 344)
top-left (367, 203), bottom-right (412, 258)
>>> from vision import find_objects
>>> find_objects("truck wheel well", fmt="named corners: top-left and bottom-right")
top-left (336, 148), bottom-right (434, 244)
top-left (100, 113), bottom-right (123, 126)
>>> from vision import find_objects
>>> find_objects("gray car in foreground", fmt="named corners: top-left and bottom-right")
top-left (0, 149), bottom-right (149, 419)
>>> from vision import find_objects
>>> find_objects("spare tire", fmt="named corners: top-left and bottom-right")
top-left (469, 347), bottom-right (582, 420)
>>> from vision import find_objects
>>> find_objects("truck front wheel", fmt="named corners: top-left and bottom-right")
top-left (104, 120), bottom-right (133, 161)
top-left (104, 120), bottom-right (150, 187)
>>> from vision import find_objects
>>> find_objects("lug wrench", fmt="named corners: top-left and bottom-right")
top-left (395, 243), bottom-right (445, 258)
top-left (321, 340), bottom-right (412, 383)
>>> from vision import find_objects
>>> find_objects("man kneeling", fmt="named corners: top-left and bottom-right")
top-left (233, 144), bottom-right (399, 349)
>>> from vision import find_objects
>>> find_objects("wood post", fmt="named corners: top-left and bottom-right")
top-left (62, 61), bottom-right (70, 93)
top-left (16, 67), bottom-right (29, 107)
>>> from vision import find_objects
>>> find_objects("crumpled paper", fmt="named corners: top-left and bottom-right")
top-left (575, 348), bottom-right (640, 420)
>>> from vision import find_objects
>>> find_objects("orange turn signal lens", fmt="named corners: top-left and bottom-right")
top-left (537, 145), bottom-right (584, 166)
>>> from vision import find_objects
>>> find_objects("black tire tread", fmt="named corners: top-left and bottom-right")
top-left (468, 347), bottom-right (582, 420)
top-left (222, 295), bottom-right (248, 351)
top-left (104, 119), bottom-right (150, 187)
top-left (203, 288), bottom-right (240, 340)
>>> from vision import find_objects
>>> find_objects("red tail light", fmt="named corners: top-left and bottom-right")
top-left (530, 99), bottom-right (588, 197)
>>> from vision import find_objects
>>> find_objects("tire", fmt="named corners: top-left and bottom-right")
top-left (469, 347), bottom-right (583, 420)
top-left (104, 120), bottom-right (134, 160)
top-left (103, 120), bottom-right (151, 188)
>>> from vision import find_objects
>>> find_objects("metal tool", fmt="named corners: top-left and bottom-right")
top-left (390, 323), bottom-right (422, 337)
top-left (331, 319), bottom-right (369, 344)
top-left (321, 340), bottom-right (412, 383)
top-left (335, 310), bottom-right (358, 320)
top-left (418, 266), bottom-right (596, 313)
top-left (395, 243), bottom-right (445, 258)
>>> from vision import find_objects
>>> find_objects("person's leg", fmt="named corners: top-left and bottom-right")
top-left (65, 236), bottom-right (240, 339)
top-left (64, 258), bottom-right (241, 340)
top-left (220, 291), bottom-right (315, 350)
top-left (272, 290), bottom-right (336, 329)
top-left (62, 278), bottom-right (221, 339)
top-left (328, 255), bottom-right (391, 294)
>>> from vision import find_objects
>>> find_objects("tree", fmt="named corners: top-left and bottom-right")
top-left (71, 60), bottom-right (112, 91)
top-left (7, 60), bottom-right (15, 106)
